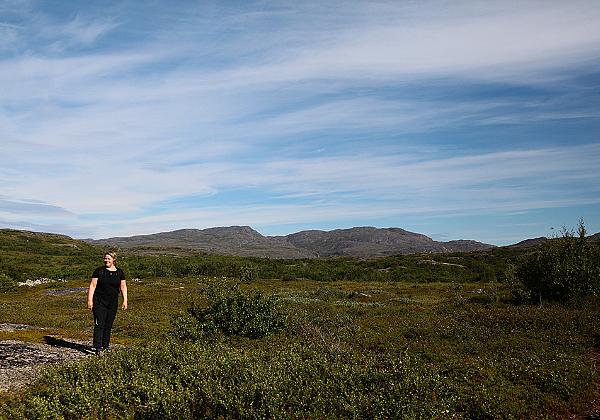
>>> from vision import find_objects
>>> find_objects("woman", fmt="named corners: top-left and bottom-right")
top-left (87, 251), bottom-right (128, 354)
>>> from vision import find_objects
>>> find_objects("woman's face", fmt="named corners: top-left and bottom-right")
top-left (103, 254), bottom-right (114, 267)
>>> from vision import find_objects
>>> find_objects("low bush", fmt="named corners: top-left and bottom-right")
top-left (504, 263), bottom-right (532, 303)
top-left (0, 341), bottom-right (452, 419)
top-left (239, 264), bottom-right (258, 282)
top-left (0, 273), bottom-right (16, 292)
top-left (172, 281), bottom-right (286, 339)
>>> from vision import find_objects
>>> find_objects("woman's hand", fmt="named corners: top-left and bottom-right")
top-left (87, 300), bottom-right (93, 310)
top-left (122, 301), bottom-right (128, 310)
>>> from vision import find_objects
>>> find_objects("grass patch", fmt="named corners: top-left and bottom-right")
top-left (1, 278), bottom-right (597, 418)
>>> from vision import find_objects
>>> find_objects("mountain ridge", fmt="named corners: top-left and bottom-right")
top-left (85, 226), bottom-right (495, 259)
top-left (4, 226), bottom-right (597, 259)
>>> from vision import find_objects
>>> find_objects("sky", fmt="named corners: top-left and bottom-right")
top-left (1, 0), bottom-right (600, 245)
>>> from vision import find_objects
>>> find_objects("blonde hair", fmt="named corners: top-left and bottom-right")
top-left (105, 251), bottom-right (118, 261)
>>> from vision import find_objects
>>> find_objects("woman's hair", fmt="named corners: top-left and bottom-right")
top-left (105, 251), bottom-right (118, 261)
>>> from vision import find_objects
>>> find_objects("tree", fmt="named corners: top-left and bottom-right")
top-left (516, 219), bottom-right (600, 302)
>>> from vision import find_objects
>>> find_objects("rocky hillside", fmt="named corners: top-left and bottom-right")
top-left (87, 227), bottom-right (315, 259)
top-left (284, 227), bottom-right (493, 257)
top-left (87, 226), bottom-right (495, 258)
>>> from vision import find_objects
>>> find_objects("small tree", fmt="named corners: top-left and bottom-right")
top-left (0, 273), bottom-right (16, 293)
top-left (516, 219), bottom-right (600, 302)
top-left (239, 264), bottom-right (258, 282)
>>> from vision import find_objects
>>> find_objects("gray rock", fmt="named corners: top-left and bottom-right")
top-left (0, 338), bottom-right (94, 391)
top-left (45, 287), bottom-right (88, 296)
top-left (0, 324), bottom-right (33, 332)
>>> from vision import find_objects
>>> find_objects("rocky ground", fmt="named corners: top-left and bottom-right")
top-left (0, 323), bottom-right (94, 392)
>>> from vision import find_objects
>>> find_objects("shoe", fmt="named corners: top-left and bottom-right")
top-left (95, 347), bottom-right (103, 355)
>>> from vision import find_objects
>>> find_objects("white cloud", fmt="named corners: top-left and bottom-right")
top-left (1, 0), bottom-right (600, 240)
top-left (189, 1), bottom-right (600, 87)
top-left (2, 142), bottom-right (598, 235)
top-left (60, 15), bottom-right (118, 46)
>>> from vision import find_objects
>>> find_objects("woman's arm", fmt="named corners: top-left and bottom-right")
top-left (87, 278), bottom-right (98, 310)
top-left (120, 280), bottom-right (128, 310)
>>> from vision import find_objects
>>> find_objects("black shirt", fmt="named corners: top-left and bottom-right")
top-left (92, 266), bottom-right (125, 305)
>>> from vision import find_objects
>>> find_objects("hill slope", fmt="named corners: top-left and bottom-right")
top-left (0, 229), bottom-right (96, 255)
top-left (0, 229), bottom-right (99, 282)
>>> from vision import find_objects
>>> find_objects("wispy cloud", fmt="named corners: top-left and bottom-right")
top-left (1, 0), bottom-right (599, 243)
top-left (0, 196), bottom-right (72, 216)
top-left (58, 15), bottom-right (117, 46)
top-left (171, 1), bottom-right (600, 87)
top-left (2, 142), bottom-right (598, 238)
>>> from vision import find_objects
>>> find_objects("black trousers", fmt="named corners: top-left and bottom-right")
top-left (93, 299), bottom-right (118, 349)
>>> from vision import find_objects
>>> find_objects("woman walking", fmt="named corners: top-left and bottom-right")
top-left (87, 251), bottom-right (128, 354)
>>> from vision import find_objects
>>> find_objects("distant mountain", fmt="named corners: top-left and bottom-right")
top-left (284, 227), bottom-right (493, 257)
top-left (5, 225), bottom-right (596, 259)
top-left (86, 226), bottom-right (495, 258)
top-left (506, 237), bottom-right (548, 249)
top-left (86, 226), bottom-right (315, 259)
top-left (506, 232), bottom-right (600, 248)
top-left (442, 240), bottom-right (496, 252)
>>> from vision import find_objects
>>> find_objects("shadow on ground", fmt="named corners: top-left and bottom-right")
top-left (43, 336), bottom-right (94, 355)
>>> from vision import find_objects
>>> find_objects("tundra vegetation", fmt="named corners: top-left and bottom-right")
top-left (0, 225), bottom-right (599, 418)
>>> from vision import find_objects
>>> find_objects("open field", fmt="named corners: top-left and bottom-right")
top-left (0, 230), bottom-right (599, 418)
top-left (1, 274), bottom-right (599, 418)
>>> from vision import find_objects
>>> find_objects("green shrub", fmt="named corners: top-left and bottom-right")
top-left (449, 281), bottom-right (467, 306)
top-left (239, 264), bottom-right (258, 282)
top-left (0, 341), bottom-right (453, 419)
top-left (516, 220), bottom-right (600, 302)
top-left (174, 281), bottom-right (286, 339)
top-left (0, 273), bottom-right (16, 292)
top-left (504, 263), bottom-right (532, 303)
top-left (170, 311), bottom-right (204, 342)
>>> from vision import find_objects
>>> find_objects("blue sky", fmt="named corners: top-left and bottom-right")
top-left (1, 0), bottom-right (599, 245)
